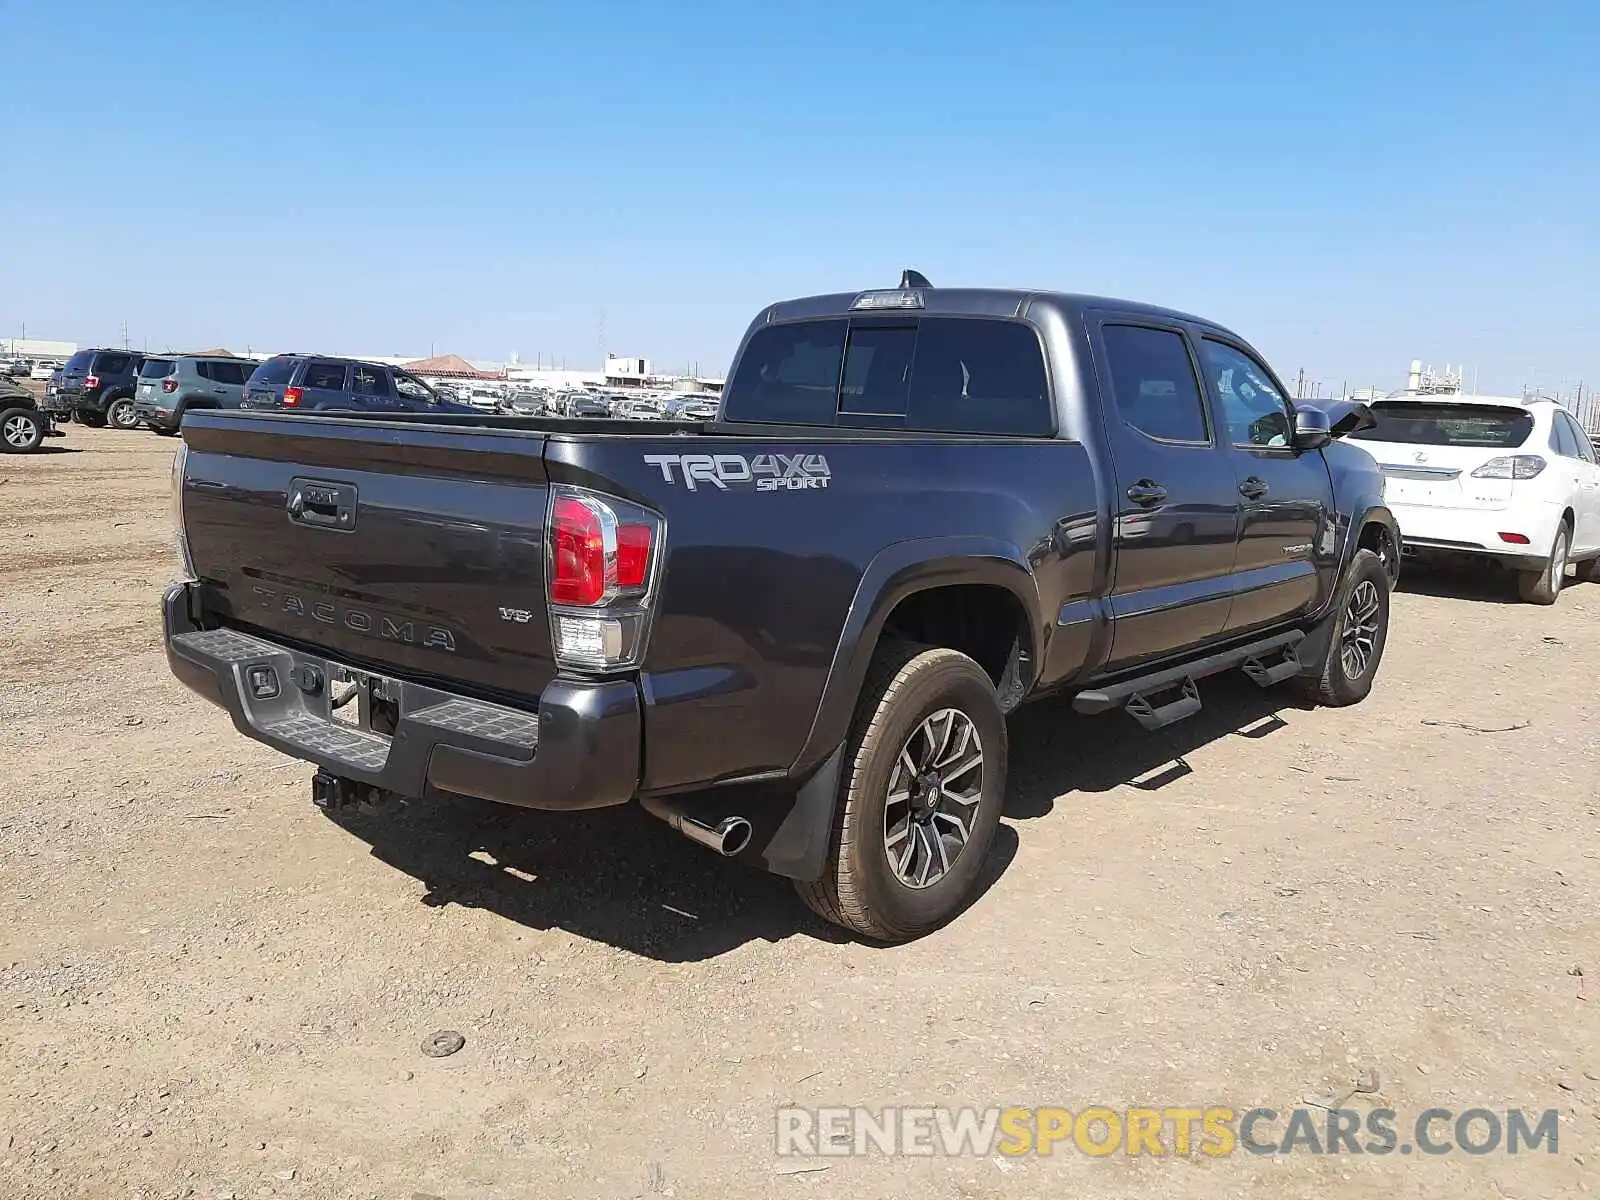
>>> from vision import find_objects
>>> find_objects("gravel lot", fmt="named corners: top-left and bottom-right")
top-left (2, 425), bottom-right (1596, 1199)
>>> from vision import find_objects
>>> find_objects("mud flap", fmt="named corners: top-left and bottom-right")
top-left (761, 745), bottom-right (845, 882)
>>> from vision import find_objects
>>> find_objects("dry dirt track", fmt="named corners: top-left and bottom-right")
top-left (1, 425), bottom-right (1597, 1200)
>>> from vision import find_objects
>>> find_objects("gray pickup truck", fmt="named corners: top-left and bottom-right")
top-left (164, 275), bottom-right (1398, 940)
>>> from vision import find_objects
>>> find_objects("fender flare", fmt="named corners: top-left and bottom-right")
top-left (761, 536), bottom-right (1041, 882)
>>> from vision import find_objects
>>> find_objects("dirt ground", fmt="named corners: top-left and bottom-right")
top-left (2, 425), bottom-right (1596, 1200)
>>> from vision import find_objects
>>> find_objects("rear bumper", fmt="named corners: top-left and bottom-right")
top-left (134, 400), bottom-right (179, 429)
top-left (162, 582), bottom-right (640, 811)
top-left (1392, 501), bottom-right (1561, 569)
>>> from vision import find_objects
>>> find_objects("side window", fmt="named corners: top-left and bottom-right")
top-left (213, 362), bottom-right (248, 385)
top-left (1100, 325), bottom-right (1209, 443)
top-left (351, 365), bottom-right (394, 398)
top-left (1567, 414), bottom-right (1597, 464)
top-left (839, 326), bottom-right (915, 417)
top-left (906, 318), bottom-right (1052, 435)
top-left (393, 372), bottom-right (437, 404)
top-left (97, 353), bottom-right (131, 375)
top-left (1201, 339), bottom-right (1292, 448)
top-left (303, 361), bottom-right (349, 390)
top-left (193, 362), bottom-right (211, 382)
top-left (722, 320), bottom-right (846, 424)
top-left (1549, 414), bottom-right (1577, 458)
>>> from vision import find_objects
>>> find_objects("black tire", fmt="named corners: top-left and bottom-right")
top-left (106, 397), bottom-right (140, 430)
top-left (1297, 548), bottom-right (1390, 707)
top-left (0, 407), bottom-right (44, 453)
top-left (1516, 523), bottom-right (1570, 605)
top-left (1575, 554), bottom-right (1600, 585)
top-left (795, 640), bottom-right (1007, 942)
top-left (152, 425), bottom-right (178, 437)
top-left (78, 409), bottom-right (106, 428)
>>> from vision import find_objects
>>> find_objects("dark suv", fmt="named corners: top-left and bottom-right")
top-left (240, 356), bottom-right (476, 414)
top-left (48, 348), bottom-right (147, 429)
top-left (134, 355), bottom-right (259, 435)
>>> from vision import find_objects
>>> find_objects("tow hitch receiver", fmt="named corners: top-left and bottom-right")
top-left (311, 769), bottom-right (394, 813)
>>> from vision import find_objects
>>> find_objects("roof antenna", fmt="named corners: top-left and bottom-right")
top-left (899, 268), bottom-right (933, 289)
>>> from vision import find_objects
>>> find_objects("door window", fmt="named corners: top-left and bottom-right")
top-left (1201, 340), bottom-right (1292, 448)
top-left (351, 365), bottom-right (394, 399)
top-left (1101, 325), bottom-right (1209, 443)
top-left (96, 353), bottom-right (131, 375)
top-left (393, 371), bottom-right (439, 404)
top-left (302, 361), bottom-right (349, 390)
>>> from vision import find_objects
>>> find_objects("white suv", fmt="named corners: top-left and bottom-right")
top-left (1348, 395), bottom-right (1600, 604)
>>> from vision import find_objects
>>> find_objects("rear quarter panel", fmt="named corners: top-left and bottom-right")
top-left (548, 433), bottom-right (1101, 792)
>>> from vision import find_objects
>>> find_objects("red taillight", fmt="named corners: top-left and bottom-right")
top-left (616, 523), bottom-right (652, 588)
top-left (548, 492), bottom-right (656, 607)
top-left (84, 374), bottom-right (100, 389)
top-left (161, 378), bottom-right (177, 394)
top-left (551, 495), bottom-right (605, 605)
top-left (282, 386), bottom-right (302, 407)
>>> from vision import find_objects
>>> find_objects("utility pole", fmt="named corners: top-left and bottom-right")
top-left (120, 319), bottom-right (129, 350)
top-left (1295, 367), bottom-right (1305, 399)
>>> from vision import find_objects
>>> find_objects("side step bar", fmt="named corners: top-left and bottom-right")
top-left (1072, 629), bottom-right (1306, 723)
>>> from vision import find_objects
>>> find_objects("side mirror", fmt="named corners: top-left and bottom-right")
top-left (1291, 405), bottom-right (1332, 450)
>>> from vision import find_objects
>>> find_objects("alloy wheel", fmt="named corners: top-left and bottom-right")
top-left (1339, 579), bottom-right (1382, 679)
top-left (3, 415), bottom-right (37, 449)
top-left (882, 708), bottom-right (985, 890)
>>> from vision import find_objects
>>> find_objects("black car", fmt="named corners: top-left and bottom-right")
top-left (240, 355), bottom-right (478, 415)
top-left (165, 273), bottom-right (1398, 941)
top-left (0, 376), bottom-right (64, 453)
top-left (47, 348), bottom-right (147, 429)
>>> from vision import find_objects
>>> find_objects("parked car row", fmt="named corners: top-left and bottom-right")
top-left (2, 357), bottom-right (67, 380)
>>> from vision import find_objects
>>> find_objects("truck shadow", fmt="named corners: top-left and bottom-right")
top-left (1003, 673), bottom-right (1307, 822)
top-left (331, 674), bottom-right (1303, 962)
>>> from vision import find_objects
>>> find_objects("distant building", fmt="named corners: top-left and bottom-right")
top-left (1, 337), bottom-right (76, 362)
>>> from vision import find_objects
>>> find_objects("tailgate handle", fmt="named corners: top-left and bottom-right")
top-left (287, 478), bottom-right (357, 530)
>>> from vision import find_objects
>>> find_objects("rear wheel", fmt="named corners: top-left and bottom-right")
top-left (795, 641), bottom-right (1007, 942)
top-left (107, 397), bottom-right (140, 430)
top-left (1298, 548), bottom-right (1389, 707)
top-left (1516, 523), bottom-right (1569, 605)
top-left (0, 408), bottom-right (44, 453)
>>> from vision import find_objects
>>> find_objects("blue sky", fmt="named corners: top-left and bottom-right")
top-left (1, 0), bottom-right (1595, 393)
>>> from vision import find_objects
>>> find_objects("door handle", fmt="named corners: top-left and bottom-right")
top-left (1126, 480), bottom-right (1167, 506)
top-left (1239, 476), bottom-right (1269, 500)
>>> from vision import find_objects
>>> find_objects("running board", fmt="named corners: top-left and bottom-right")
top-left (1072, 630), bottom-right (1306, 717)
top-left (1241, 649), bottom-right (1303, 687)
top-left (1125, 678), bottom-right (1201, 731)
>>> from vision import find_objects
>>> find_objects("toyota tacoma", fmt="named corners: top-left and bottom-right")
top-left (163, 274), bottom-right (1397, 941)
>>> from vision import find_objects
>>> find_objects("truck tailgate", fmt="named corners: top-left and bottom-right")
top-left (179, 413), bottom-right (557, 701)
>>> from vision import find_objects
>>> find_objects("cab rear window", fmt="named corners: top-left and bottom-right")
top-left (1349, 403), bottom-right (1533, 448)
top-left (722, 317), bottom-right (1051, 434)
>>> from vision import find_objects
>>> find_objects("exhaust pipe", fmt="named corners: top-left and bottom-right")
top-left (642, 797), bottom-right (753, 857)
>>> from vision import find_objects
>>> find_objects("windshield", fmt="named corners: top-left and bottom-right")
top-left (1348, 402), bottom-right (1534, 449)
top-left (139, 359), bottom-right (176, 379)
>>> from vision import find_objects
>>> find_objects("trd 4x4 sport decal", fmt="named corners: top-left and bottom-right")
top-left (642, 453), bottom-right (831, 492)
